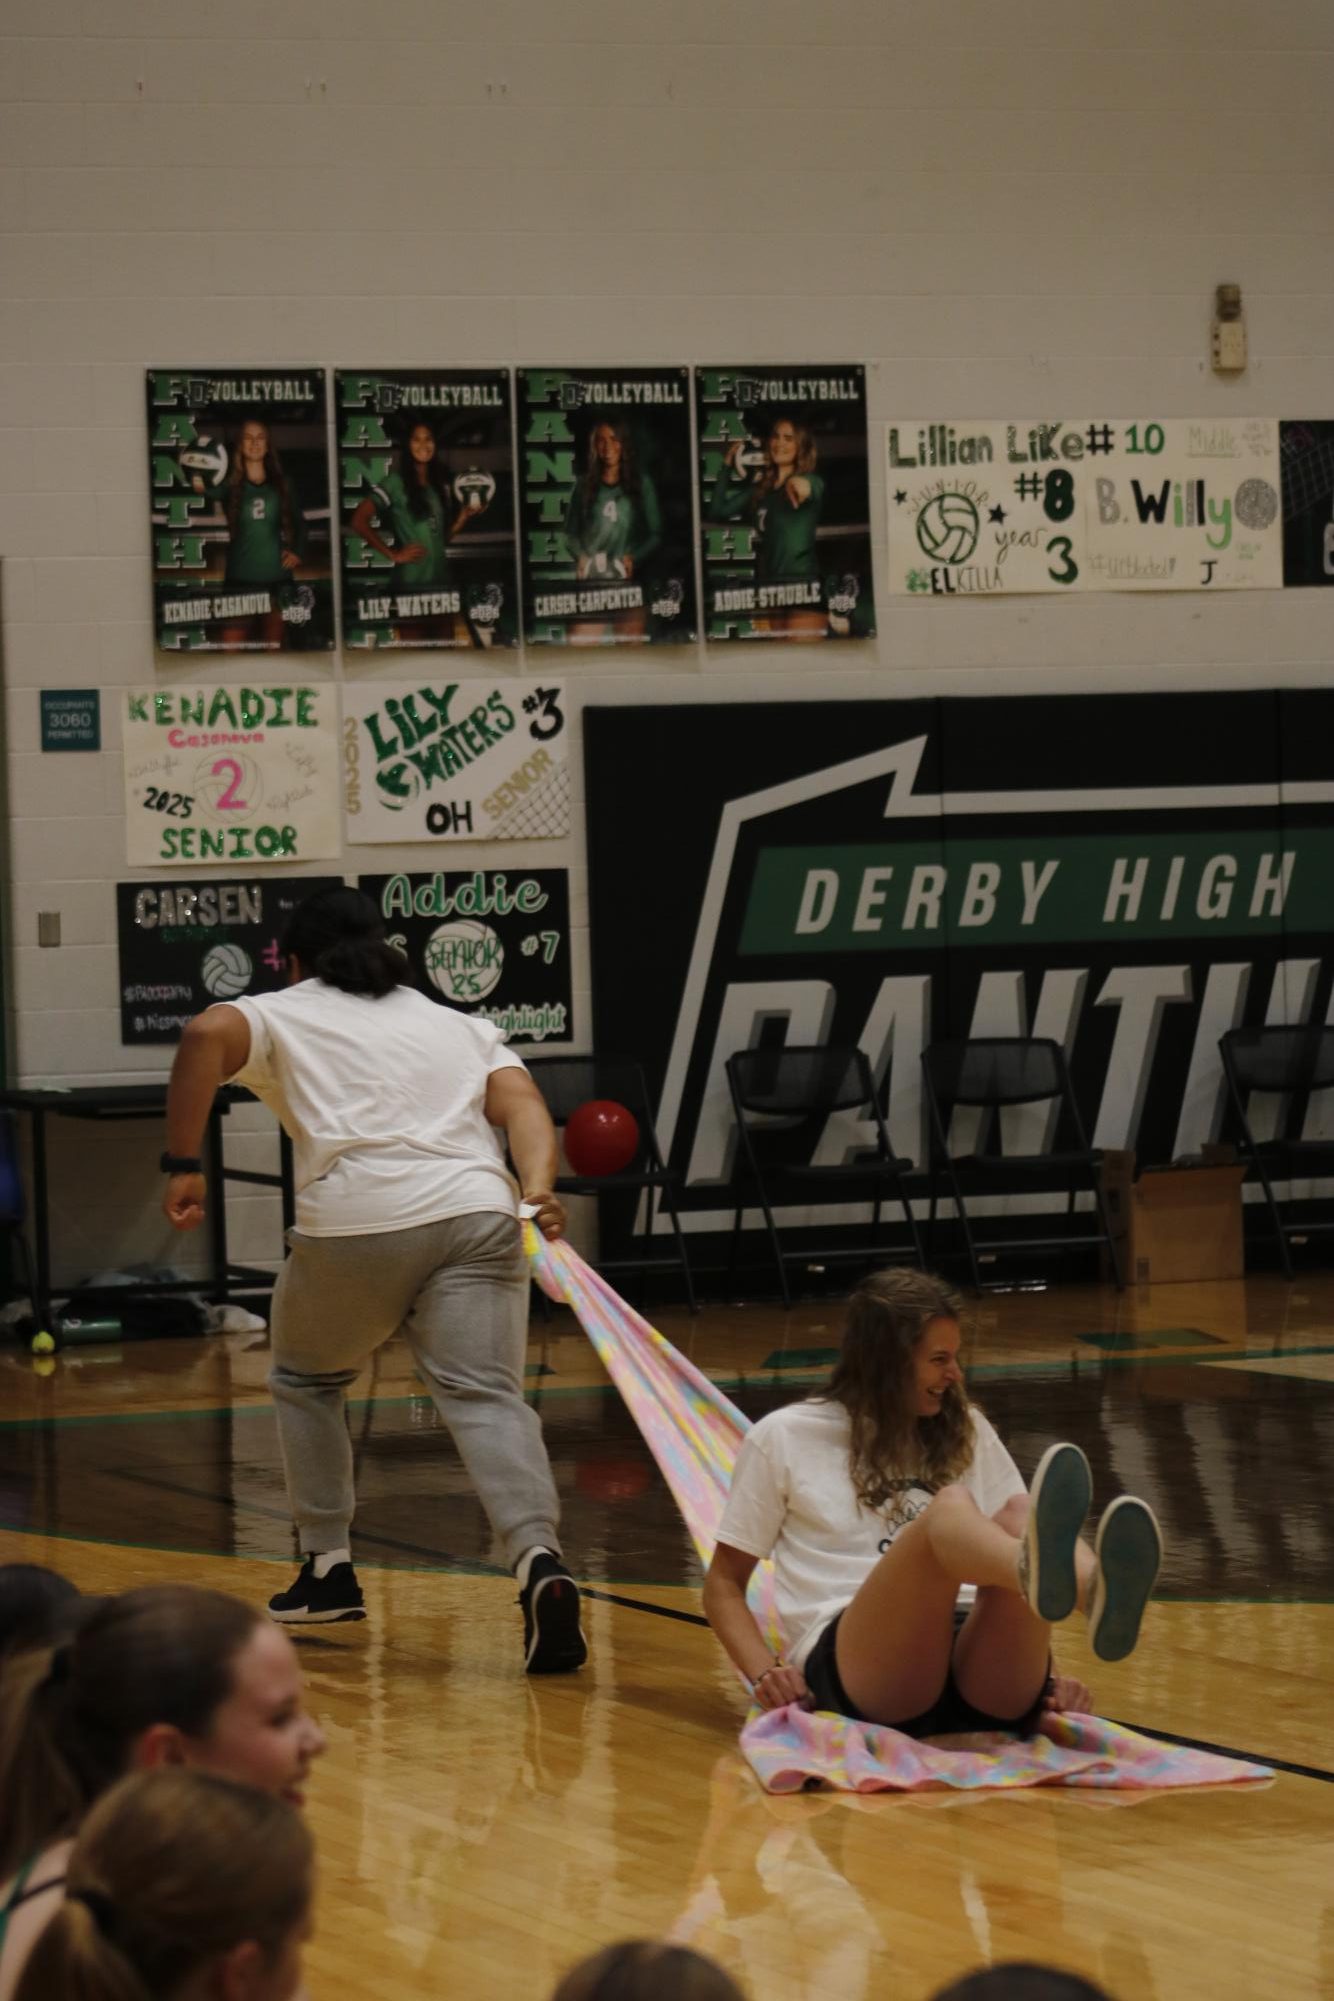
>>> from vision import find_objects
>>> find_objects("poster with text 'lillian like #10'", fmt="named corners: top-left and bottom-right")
top-left (122, 685), bottom-right (341, 868)
top-left (342, 678), bottom-right (569, 843)
top-left (147, 369), bottom-right (334, 652)
top-left (885, 417), bottom-right (1282, 595)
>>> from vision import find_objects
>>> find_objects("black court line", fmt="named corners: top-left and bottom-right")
top-left (588, 1587), bottom-right (1332, 1784)
top-left (1104, 1720), bottom-right (1332, 1786)
top-left (579, 1586), bottom-right (712, 1627)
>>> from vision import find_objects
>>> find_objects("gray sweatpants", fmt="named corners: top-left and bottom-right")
top-left (267, 1209), bottom-right (561, 1570)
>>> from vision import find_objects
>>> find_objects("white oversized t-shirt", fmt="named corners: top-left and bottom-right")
top-left (224, 981), bottom-right (524, 1236)
top-left (717, 1398), bottom-right (1027, 1668)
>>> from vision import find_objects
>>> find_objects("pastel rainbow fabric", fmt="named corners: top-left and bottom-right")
top-left (524, 1226), bottom-right (1272, 1795)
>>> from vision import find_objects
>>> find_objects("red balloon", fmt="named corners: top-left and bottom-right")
top-left (564, 1099), bottom-right (640, 1176)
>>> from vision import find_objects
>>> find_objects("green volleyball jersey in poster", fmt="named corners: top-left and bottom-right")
top-left (224, 478), bottom-right (295, 585)
top-left (564, 475), bottom-right (662, 570)
top-left (709, 471), bottom-right (825, 581)
top-left (367, 471), bottom-right (449, 589)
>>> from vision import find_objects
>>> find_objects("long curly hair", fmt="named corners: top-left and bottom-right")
top-left (579, 418), bottom-right (642, 507)
top-left (752, 413), bottom-right (817, 499)
top-left (224, 415), bottom-right (295, 547)
top-left (817, 1268), bottom-right (974, 1524)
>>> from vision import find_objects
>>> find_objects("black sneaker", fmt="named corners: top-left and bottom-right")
top-left (519, 1553), bottom-right (588, 1674)
top-left (268, 1557), bottom-right (366, 1625)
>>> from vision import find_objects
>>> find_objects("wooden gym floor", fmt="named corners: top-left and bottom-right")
top-left (1, 1270), bottom-right (1332, 2001)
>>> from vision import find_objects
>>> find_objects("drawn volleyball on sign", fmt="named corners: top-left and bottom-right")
top-left (193, 749), bottom-right (265, 820)
top-left (200, 942), bottom-right (253, 999)
top-left (915, 493), bottom-right (980, 564)
top-left (423, 919), bottom-right (504, 1002)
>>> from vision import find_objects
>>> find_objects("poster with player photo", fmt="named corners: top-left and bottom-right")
top-left (695, 365), bottom-right (876, 641)
top-left (336, 369), bottom-right (519, 648)
top-left (359, 868), bottom-right (572, 1045)
top-left (1280, 421), bottom-right (1334, 586)
top-left (517, 367), bottom-right (697, 645)
top-left (146, 370), bottom-right (334, 652)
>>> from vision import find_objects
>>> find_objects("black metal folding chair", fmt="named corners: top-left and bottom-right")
top-left (725, 1044), bottom-right (923, 1308)
top-left (1220, 1024), bottom-right (1334, 1278)
top-left (921, 1038), bottom-right (1123, 1291)
top-left (524, 1056), bottom-right (696, 1310)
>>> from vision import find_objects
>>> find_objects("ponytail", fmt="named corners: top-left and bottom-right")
top-left (0, 1586), bottom-right (263, 1881)
top-left (282, 886), bottom-right (407, 999)
top-left (0, 1643), bottom-right (86, 1877)
top-left (14, 1770), bottom-right (313, 2001)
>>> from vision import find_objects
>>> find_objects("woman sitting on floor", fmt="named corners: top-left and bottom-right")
top-left (703, 1268), bottom-right (1163, 1733)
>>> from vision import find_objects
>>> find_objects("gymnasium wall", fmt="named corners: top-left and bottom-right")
top-left (1, 0), bottom-right (1332, 1284)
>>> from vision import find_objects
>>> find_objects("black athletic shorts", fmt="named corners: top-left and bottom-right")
top-left (801, 1608), bottom-right (1048, 1738)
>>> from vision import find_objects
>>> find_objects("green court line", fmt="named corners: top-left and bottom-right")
top-left (2, 1341), bottom-right (1333, 1434)
top-left (1078, 1326), bottom-right (1225, 1352)
top-left (762, 1346), bottom-right (839, 1369)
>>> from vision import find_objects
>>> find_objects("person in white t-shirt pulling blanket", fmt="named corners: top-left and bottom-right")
top-left (703, 1268), bottom-right (1163, 1733)
top-left (162, 886), bottom-right (587, 1675)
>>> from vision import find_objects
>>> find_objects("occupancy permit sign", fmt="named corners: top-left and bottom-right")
top-left (886, 416), bottom-right (1282, 594)
top-left (342, 677), bottom-right (569, 842)
top-left (122, 684), bottom-right (341, 866)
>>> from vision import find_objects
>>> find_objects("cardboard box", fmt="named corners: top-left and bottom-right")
top-left (1100, 1146), bottom-right (1245, 1285)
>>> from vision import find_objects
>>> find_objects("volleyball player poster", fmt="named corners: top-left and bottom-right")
top-left (146, 369), bottom-right (334, 652)
top-left (695, 365), bottom-right (876, 641)
top-left (336, 369), bottom-right (519, 649)
top-left (516, 367), bottom-right (698, 645)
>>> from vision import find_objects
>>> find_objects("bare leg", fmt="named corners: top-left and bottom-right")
top-left (952, 1495), bottom-right (1093, 1720)
top-left (836, 1485), bottom-right (1040, 1725)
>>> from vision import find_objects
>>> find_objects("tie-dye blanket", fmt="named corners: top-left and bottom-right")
top-left (524, 1226), bottom-right (1272, 1794)
top-left (740, 1701), bottom-right (1271, 1792)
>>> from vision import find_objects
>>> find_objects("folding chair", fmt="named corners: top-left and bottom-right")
top-left (725, 1044), bottom-right (923, 1308)
top-left (1220, 1024), bottom-right (1334, 1278)
top-left (921, 1038), bottom-right (1123, 1291)
top-left (524, 1056), bottom-right (696, 1310)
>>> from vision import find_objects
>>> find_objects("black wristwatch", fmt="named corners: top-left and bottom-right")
top-left (160, 1152), bottom-right (203, 1175)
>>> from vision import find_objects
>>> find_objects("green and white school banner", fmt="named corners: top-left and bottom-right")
top-left (886, 417), bottom-right (1282, 594)
top-left (342, 678), bottom-right (569, 843)
top-left (122, 685), bottom-right (341, 867)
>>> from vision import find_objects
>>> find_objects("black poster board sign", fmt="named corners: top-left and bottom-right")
top-left (117, 876), bottom-right (341, 1043)
top-left (358, 869), bottom-right (572, 1044)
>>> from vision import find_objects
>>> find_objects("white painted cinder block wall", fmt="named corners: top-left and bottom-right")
top-left (2, 0), bottom-right (1332, 1285)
